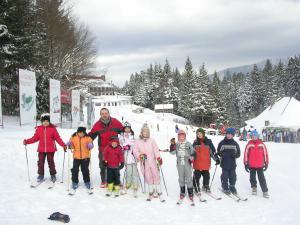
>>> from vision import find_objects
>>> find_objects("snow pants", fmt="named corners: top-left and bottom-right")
top-left (38, 152), bottom-right (56, 175)
top-left (125, 163), bottom-right (139, 189)
top-left (193, 170), bottom-right (210, 192)
top-left (71, 158), bottom-right (90, 184)
top-left (98, 151), bottom-right (107, 183)
top-left (177, 163), bottom-right (193, 189)
top-left (250, 168), bottom-right (268, 192)
top-left (221, 168), bottom-right (236, 190)
top-left (107, 167), bottom-right (121, 186)
top-left (141, 160), bottom-right (160, 185)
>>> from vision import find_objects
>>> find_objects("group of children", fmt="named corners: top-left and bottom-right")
top-left (23, 113), bottom-right (269, 202)
top-left (170, 126), bottom-right (270, 203)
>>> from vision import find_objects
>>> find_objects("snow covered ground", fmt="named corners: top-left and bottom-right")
top-left (1, 105), bottom-right (300, 225)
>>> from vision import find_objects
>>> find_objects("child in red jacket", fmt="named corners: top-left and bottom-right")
top-left (103, 136), bottom-right (124, 197)
top-left (23, 114), bottom-right (67, 183)
top-left (244, 130), bottom-right (269, 198)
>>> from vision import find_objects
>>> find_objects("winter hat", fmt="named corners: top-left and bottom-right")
top-left (226, 127), bottom-right (236, 136)
top-left (123, 121), bottom-right (131, 128)
top-left (41, 113), bottom-right (50, 122)
top-left (178, 129), bottom-right (186, 136)
top-left (251, 129), bottom-right (259, 138)
top-left (110, 136), bottom-right (120, 145)
top-left (77, 127), bottom-right (87, 134)
top-left (196, 128), bottom-right (206, 137)
top-left (140, 123), bottom-right (150, 139)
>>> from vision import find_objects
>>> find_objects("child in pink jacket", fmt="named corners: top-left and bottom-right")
top-left (133, 124), bottom-right (165, 202)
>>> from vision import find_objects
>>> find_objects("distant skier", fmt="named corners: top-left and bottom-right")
top-left (133, 124), bottom-right (165, 202)
top-left (243, 128), bottom-right (247, 141)
top-left (157, 123), bottom-right (160, 132)
top-left (67, 127), bottom-right (94, 191)
top-left (244, 130), bottom-right (269, 198)
top-left (192, 128), bottom-right (220, 194)
top-left (23, 113), bottom-right (67, 183)
top-left (170, 130), bottom-right (195, 204)
top-left (217, 128), bottom-right (241, 194)
top-left (119, 122), bottom-right (139, 197)
top-left (103, 136), bottom-right (124, 197)
top-left (175, 124), bottom-right (179, 133)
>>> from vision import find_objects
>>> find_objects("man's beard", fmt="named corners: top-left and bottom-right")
top-left (101, 117), bottom-right (110, 125)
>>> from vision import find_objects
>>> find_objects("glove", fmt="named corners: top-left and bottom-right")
top-left (87, 143), bottom-right (94, 150)
top-left (23, 139), bottom-right (27, 145)
top-left (119, 162), bottom-right (124, 170)
top-left (157, 157), bottom-right (163, 166)
top-left (139, 154), bottom-right (147, 162)
top-left (188, 157), bottom-right (194, 164)
top-left (103, 161), bottom-right (108, 167)
top-left (63, 146), bottom-right (67, 152)
top-left (66, 141), bottom-right (72, 149)
top-left (263, 164), bottom-right (268, 171)
top-left (122, 145), bottom-right (130, 151)
top-left (170, 138), bottom-right (176, 145)
top-left (215, 158), bottom-right (220, 165)
top-left (170, 144), bottom-right (176, 152)
top-left (245, 165), bottom-right (250, 173)
top-left (217, 152), bottom-right (223, 157)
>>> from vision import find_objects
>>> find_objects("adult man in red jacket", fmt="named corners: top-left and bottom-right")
top-left (244, 129), bottom-right (269, 198)
top-left (88, 108), bottom-right (123, 188)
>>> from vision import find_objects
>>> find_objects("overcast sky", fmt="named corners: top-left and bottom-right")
top-left (73, 0), bottom-right (300, 86)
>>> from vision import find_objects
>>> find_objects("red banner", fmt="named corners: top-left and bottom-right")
top-left (61, 89), bottom-right (71, 104)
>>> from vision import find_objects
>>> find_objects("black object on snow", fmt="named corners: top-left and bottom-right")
top-left (48, 212), bottom-right (70, 223)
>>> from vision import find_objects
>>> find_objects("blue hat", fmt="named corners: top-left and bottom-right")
top-left (251, 129), bottom-right (259, 138)
top-left (226, 127), bottom-right (236, 135)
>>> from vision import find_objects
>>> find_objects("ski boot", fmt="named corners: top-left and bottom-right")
top-left (188, 188), bottom-right (195, 206)
top-left (147, 192), bottom-right (154, 201)
top-left (229, 185), bottom-right (237, 195)
top-left (223, 188), bottom-right (231, 195)
top-left (263, 192), bottom-right (270, 199)
top-left (202, 185), bottom-right (211, 193)
top-left (37, 175), bottom-right (44, 183)
top-left (106, 183), bottom-right (114, 197)
top-left (85, 182), bottom-right (91, 190)
top-left (252, 187), bottom-right (257, 195)
top-left (158, 192), bottom-right (165, 203)
top-left (114, 185), bottom-right (120, 197)
top-left (72, 182), bottom-right (79, 190)
top-left (100, 182), bottom-right (107, 188)
top-left (50, 175), bottom-right (56, 183)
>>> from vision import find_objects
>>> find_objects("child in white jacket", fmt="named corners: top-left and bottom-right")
top-left (119, 122), bottom-right (139, 197)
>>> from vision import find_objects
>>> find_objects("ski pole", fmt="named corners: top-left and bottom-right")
top-left (159, 165), bottom-right (168, 196)
top-left (122, 149), bottom-right (130, 190)
top-left (143, 160), bottom-right (147, 194)
top-left (61, 151), bottom-right (66, 183)
top-left (133, 155), bottom-right (144, 193)
top-left (67, 149), bottom-right (70, 192)
top-left (193, 171), bottom-right (201, 194)
top-left (89, 150), bottom-right (93, 189)
top-left (24, 145), bottom-right (31, 183)
top-left (209, 165), bottom-right (218, 189)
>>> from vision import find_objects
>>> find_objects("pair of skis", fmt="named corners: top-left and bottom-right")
top-left (30, 179), bottom-right (55, 190)
top-left (68, 187), bottom-right (94, 196)
top-left (219, 188), bottom-right (248, 202)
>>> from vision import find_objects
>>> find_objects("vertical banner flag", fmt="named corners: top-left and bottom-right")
top-left (71, 90), bottom-right (80, 127)
top-left (49, 79), bottom-right (61, 124)
top-left (19, 69), bottom-right (37, 125)
top-left (0, 81), bottom-right (2, 126)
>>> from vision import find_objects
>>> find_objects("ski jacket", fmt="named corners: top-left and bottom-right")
top-left (170, 141), bottom-right (194, 166)
top-left (244, 139), bottom-right (269, 168)
top-left (25, 125), bottom-right (66, 152)
top-left (69, 134), bottom-right (93, 159)
top-left (103, 142), bottom-right (124, 169)
top-left (133, 138), bottom-right (161, 164)
top-left (193, 137), bottom-right (217, 171)
top-left (119, 133), bottom-right (136, 164)
top-left (217, 138), bottom-right (240, 170)
top-left (88, 117), bottom-right (123, 152)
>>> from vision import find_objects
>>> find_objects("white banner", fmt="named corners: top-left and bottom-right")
top-left (0, 81), bottom-right (2, 126)
top-left (19, 69), bottom-right (37, 125)
top-left (71, 90), bottom-right (80, 127)
top-left (49, 79), bottom-right (61, 124)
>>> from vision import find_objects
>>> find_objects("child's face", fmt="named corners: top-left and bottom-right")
top-left (42, 120), bottom-right (50, 127)
top-left (178, 134), bottom-right (185, 142)
top-left (77, 132), bottom-right (84, 138)
top-left (125, 127), bottom-right (131, 133)
top-left (111, 141), bottom-right (118, 148)
top-left (197, 132), bottom-right (204, 139)
top-left (142, 130), bottom-right (149, 138)
top-left (226, 133), bottom-right (233, 139)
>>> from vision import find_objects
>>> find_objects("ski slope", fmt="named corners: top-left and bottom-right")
top-left (0, 105), bottom-right (300, 225)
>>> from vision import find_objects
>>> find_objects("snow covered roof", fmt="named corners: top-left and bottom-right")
top-left (92, 95), bottom-right (132, 102)
top-left (154, 104), bottom-right (174, 110)
top-left (245, 97), bottom-right (300, 131)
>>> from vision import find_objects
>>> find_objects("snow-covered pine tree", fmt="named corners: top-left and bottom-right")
top-left (237, 73), bottom-right (253, 122)
top-left (250, 64), bottom-right (264, 116)
top-left (286, 55), bottom-right (300, 100)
